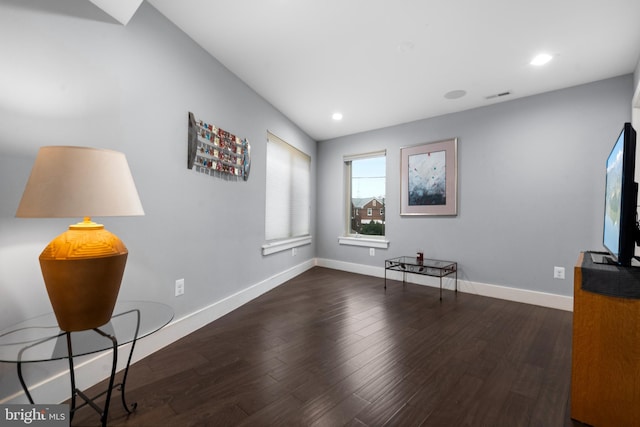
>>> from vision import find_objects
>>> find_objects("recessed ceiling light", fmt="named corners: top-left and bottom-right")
top-left (332, 112), bottom-right (343, 121)
top-left (444, 90), bottom-right (467, 100)
top-left (530, 53), bottom-right (553, 66)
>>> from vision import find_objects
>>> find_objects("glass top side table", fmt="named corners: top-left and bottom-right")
top-left (384, 256), bottom-right (457, 300)
top-left (0, 300), bottom-right (173, 427)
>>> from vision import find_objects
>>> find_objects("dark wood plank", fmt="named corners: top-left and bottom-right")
top-left (68, 267), bottom-right (576, 426)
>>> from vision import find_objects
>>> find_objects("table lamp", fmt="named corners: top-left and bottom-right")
top-left (15, 146), bottom-right (144, 332)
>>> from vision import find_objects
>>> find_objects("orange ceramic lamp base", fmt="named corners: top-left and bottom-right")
top-left (39, 218), bottom-right (128, 332)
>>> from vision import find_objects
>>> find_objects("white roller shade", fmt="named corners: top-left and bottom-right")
top-left (265, 132), bottom-right (310, 241)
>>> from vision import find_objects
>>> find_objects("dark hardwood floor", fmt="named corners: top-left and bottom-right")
top-left (71, 267), bottom-right (582, 426)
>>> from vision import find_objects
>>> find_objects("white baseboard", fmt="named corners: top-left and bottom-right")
top-left (315, 258), bottom-right (573, 312)
top-left (2, 259), bottom-right (315, 405)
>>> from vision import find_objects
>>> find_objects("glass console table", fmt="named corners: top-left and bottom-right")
top-left (385, 256), bottom-right (457, 300)
top-left (0, 300), bottom-right (173, 427)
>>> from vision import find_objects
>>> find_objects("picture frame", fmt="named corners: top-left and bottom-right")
top-left (400, 138), bottom-right (457, 216)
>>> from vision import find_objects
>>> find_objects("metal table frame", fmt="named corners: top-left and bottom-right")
top-left (0, 301), bottom-right (173, 427)
top-left (17, 310), bottom-right (139, 426)
top-left (385, 256), bottom-right (457, 300)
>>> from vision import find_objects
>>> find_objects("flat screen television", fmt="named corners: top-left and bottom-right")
top-left (602, 122), bottom-right (639, 266)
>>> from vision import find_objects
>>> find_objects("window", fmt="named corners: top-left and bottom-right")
top-left (344, 151), bottom-right (386, 238)
top-left (263, 131), bottom-right (311, 255)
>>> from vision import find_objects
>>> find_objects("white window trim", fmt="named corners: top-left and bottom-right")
top-left (343, 149), bottom-right (388, 249)
top-left (262, 235), bottom-right (312, 256)
top-left (338, 235), bottom-right (389, 249)
top-left (343, 150), bottom-right (386, 162)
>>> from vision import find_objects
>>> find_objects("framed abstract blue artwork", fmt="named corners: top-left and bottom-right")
top-left (400, 138), bottom-right (457, 216)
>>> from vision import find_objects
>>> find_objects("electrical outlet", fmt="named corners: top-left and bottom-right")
top-left (175, 278), bottom-right (185, 296)
top-left (369, 248), bottom-right (375, 256)
top-left (292, 247), bottom-right (297, 256)
top-left (554, 267), bottom-right (565, 280)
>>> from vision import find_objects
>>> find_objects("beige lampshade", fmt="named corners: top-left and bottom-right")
top-left (16, 146), bottom-right (144, 218)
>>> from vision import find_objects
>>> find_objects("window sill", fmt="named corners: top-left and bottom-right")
top-left (262, 235), bottom-right (312, 256)
top-left (338, 236), bottom-right (389, 249)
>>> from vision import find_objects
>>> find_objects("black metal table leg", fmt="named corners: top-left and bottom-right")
top-left (92, 328), bottom-right (118, 427)
top-left (66, 333), bottom-right (77, 423)
top-left (66, 329), bottom-right (118, 427)
top-left (384, 263), bottom-right (387, 290)
top-left (16, 361), bottom-right (34, 404)
top-left (16, 331), bottom-right (61, 405)
top-left (114, 309), bottom-right (141, 415)
top-left (455, 266), bottom-right (458, 293)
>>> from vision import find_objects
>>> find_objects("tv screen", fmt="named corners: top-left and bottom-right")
top-left (602, 122), bottom-right (638, 266)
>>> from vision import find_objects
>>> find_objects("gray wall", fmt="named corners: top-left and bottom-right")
top-left (0, 1), bottom-right (315, 398)
top-left (317, 75), bottom-right (634, 297)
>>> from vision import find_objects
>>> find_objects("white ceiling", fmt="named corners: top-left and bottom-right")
top-left (122, 1), bottom-right (640, 140)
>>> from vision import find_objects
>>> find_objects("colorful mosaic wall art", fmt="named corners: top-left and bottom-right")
top-left (187, 112), bottom-right (251, 181)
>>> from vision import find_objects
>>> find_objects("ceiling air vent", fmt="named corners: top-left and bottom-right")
top-left (485, 91), bottom-right (512, 100)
